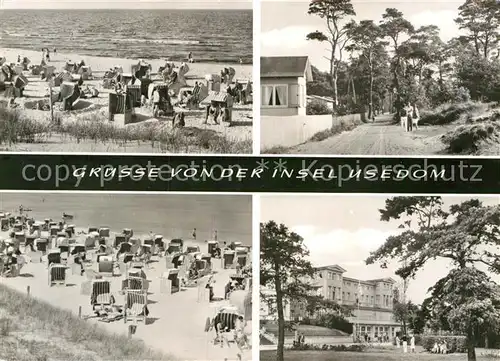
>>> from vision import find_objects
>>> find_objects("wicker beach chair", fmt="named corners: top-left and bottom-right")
top-left (48, 264), bottom-right (67, 286)
top-left (124, 290), bottom-right (148, 324)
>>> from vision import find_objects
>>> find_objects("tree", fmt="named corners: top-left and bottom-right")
top-left (455, 53), bottom-right (500, 101)
top-left (261, 221), bottom-right (316, 361)
top-left (393, 286), bottom-right (425, 335)
top-left (379, 8), bottom-right (414, 116)
top-left (399, 25), bottom-right (442, 83)
top-left (346, 20), bottom-right (388, 119)
top-left (455, 0), bottom-right (500, 59)
top-left (307, 0), bottom-right (356, 107)
top-left (367, 197), bottom-right (500, 361)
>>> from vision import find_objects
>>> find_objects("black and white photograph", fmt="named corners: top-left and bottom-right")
top-left (0, 0), bottom-right (253, 153)
top-left (0, 193), bottom-right (252, 361)
top-left (260, 0), bottom-right (500, 155)
top-left (260, 195), bottom-right (500, 361)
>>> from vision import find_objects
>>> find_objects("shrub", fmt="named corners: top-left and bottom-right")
top-left (419, 102), bottom-right (488, 126)
top-left (421, 335), bottom-right (467, 353)
top-left (307, 100), bottom-right (332, 115)
top-left (290, 343), bottom-right (366, 352)
top-left (441, 122), bottom-right (500, 154)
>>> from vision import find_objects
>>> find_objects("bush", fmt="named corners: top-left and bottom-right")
top-left (419, 102), bottom-right (489, 126)
top-left (421, 335), bottom-right (467, 353)
top-left (307, 100), bottom-right (332, 115)
top-left (441, 122), bottom-right (500, 154)
top-left (290, 343), bottom-right (366, 352)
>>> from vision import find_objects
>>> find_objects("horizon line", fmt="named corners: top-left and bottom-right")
top-left (0, 7), bottom-right (252, 10)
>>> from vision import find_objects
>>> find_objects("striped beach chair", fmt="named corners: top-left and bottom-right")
top-left (124, 290), bottom-right (148, 324)
top-left (48, 264), bottom-right (67, 286)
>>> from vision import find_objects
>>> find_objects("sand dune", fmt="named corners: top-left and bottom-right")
top-left (0, 224), bottom-right (252, 360)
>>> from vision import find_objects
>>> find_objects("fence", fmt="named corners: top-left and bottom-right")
top-left (261, 113), bottom-right (364, 150)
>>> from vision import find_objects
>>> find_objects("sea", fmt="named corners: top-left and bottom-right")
top-left (0, 193), bottom-right (252, 245)
top-left (0, 9), bottom-right (253, 63)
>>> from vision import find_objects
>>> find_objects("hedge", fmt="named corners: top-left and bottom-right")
top-left (421, 335), bottom-right (467, 353)
top-left (289, 343), bottom-right (366, 352)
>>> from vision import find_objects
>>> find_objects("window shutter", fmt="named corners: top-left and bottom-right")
top-left (290, 84), bottom-right (299, 107)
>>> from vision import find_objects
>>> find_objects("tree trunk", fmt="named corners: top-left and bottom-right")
top-left (467, 327), bottom-right (477, 361)
top-left (333, 67), bottom-right (339, 107)
top-left (275, 263), bottom-right (285, 361)
top-left (368, 61), bottom-right (374, 121)
top-left (329, 47), bottom-right (339, 107)
top-left (351, 77), bottom-right (357, 104)
top-left (392, 60), bottom-right (401, 121)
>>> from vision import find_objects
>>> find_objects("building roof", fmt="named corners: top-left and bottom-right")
top-left (261, 56), bottom-right (313, 81)
top-left (343, 276), bottom-right (397, 285)
top-left (307, 95), bottom-right (335, 103)
top-left (366, 278), bottom-right (397, 284)
top-left (315, 264), bottom-right (347, 273)
top-left (343, 277), bottom-right (377, 286)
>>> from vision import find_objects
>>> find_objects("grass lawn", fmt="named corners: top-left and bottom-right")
top-left (260, 350), bottom-right (500, 361)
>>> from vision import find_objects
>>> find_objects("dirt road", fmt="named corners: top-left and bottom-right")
top-left (289, 114), bottom-right (450, 155)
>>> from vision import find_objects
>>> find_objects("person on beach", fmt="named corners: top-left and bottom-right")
top-left (45, 49), bottom-right (50, 62)
top-left (205, 101), bottom-right (220, 125)
top-left (188, 52), bottom-right (193, 63)
top-left (192, 228), bottom-right (197, 239)
top-left (152, 88), bottom-right (160, 117)
top-left (410, 334), bottom-right (415, 353)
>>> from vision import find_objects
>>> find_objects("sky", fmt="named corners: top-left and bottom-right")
top-left (261, 0), bottom-right (464, 71)
top-left (2, 0), bottom-right (252, 10)
top-left (261, 195), bottom-right (500, 304)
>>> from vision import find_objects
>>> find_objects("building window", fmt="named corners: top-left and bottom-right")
top-left (261, 85), bottom-right (288, 107)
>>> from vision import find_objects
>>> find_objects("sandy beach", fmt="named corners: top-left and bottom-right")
top-left (0, 47), bottom-right (253, 153)
top-left (0, 207), bottom-right (252, 360)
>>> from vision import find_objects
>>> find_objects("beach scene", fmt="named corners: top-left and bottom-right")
top-left (0, 193), bottom-right (253, 361)
top-left (0, 1), bottom-right (253, 153)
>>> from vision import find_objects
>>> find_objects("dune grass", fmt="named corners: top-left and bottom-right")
top-left (441, 121), bottom-right (500, 154)
top-left (416, 101), bottom-right (500, 154)
top-left (0, 104), bottom-right (251, 153)
top-left (419, 102), bottom-right (494, 126)
top-left (0, 283), bottom-right (174, 361)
